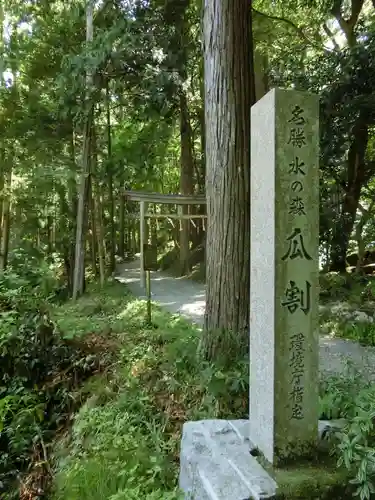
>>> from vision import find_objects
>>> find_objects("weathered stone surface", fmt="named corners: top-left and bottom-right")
top-left (179, 420), bottom-right (277, 500)
top-left (250, 88), bottom-right (319, 464)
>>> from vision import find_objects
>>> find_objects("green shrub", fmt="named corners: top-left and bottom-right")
top-left (319, 366), bottom-right (366, 420)
top-left (337, 384), bottom-right (375, 500)
top-left (320, 368), bottom-right (375, 500)
top-left (361, 280), bottom-right (375, 302)
top-left (319, 272), bottom-right (368, 303)
top-left (0, 258), bottom-right (100, 498)
top-left (337, 322), bottom-right (375, 347)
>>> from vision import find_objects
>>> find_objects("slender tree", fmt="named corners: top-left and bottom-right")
top-left (72, 0), bottom-right (94, 299)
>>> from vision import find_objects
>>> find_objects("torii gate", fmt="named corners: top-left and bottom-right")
top-left (123, 190), bottom-right (207, 288)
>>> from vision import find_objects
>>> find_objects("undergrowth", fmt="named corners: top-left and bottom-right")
top-left (319, 272), bottom-right (375, 347)
top-left (51, 282), bottom-right (248, 500)
top-left (0, 249), bottom-right (110, 499)
top-left (50, 280), bottom-right (375, 500)
top-left (2, 253), bottom-right (374, 499)
top-left (320, 367), bottom-right (375, 499)
top-left (338, 322), bottom-right (375, 346)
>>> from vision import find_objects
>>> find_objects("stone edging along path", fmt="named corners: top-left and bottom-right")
top-left (115, 259), bottom-right (375, 381)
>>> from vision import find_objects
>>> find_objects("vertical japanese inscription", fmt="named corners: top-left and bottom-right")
top-left (289, 333), bottom-right (305, 420)
top-left (283, 103), bottom-right (312, 422)
top-left (287, 106), bottom-right (307, 217)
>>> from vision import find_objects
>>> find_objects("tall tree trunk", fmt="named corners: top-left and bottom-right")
top-left (200, 0), bottom-right (255, 361)
top-left (355, 201), bottom-right (375, 273)
top-left (179, 90), bottom-right (194, 275)
top-left (13, 203), bottom-right (21, 248)
top-left (93, 181), bottom-right (105, 284)
top-left (199, 62), bottom-right (206, 190)
top-left (47, 214), bottom-right (53, 255)
top-left (72, 0), bottom-right (94, 300)
top-left (0, 168), bottom-right (11, 271)
top-left (92, 127), bottom-right (106, 286)
top-left (132, 220), bottom-right (137, 255)
top-left (68, 128), bottom-right (77, 296)
top-left (106, 81), bottom-right (116, 272)
top-left (0, 164), bottom-right (4, 250)
top-left (119, 193), bottom-right (125, 258)
top-left (191, 66), bottom-right (206, 251)
top-left (0, 1), bottom-right (4, 251)
top-left (0, 10), bottom-right (10, 270)
top-left (89, 177), bottom-right (98, 277)
top-left (329, 116), bottom-right (369, 272)
top-left (73, 112), bottom-right (92, 298)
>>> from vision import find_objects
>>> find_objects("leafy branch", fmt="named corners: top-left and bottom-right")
top-left (252, 7), bottom-right (333, 54)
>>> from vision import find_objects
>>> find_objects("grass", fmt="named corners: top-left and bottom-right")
top-left (50, 279), bottom-right (248, 500)
top-left (331, 321), bottom-right (375, 346)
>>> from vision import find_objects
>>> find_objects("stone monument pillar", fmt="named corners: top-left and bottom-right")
top-left (250, 88), bottom-right (319, 464)
top-left (180, 89), bottom-right (344, 499)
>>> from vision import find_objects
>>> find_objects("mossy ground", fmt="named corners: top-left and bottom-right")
top-left (274, 463), bottom-right (350, 499)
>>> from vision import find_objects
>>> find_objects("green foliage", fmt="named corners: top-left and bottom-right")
top-left (51, 282), bottom-right (248, 500)
top-left (339, 323), bottom-right (375, 347)
top-left (362, 280), bottom-right (375, 302)
top-left (319, 272), bottom-right (367, 302)
top-left (337, 385), bottom-right (375, 500)
top-left (0, 255), bottom-right (100, 498)
top-left (319, 368), bottom-right (375, 500)
top-left (51, 279), bottom-right (132, 338)
top-left (319, 367), bottom-right (367, 420)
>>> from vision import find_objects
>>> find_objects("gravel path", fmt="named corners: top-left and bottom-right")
top-left (115, 259), bottom-right (375, 381)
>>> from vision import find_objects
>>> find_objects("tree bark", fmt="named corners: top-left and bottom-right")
top-left (329, 115), bottom-right (369, 272)
top-left (92, 125), bottom-right (106, 285)
top-left (0, 168), bottom-right (11, 271)
top-left (67, 127), bottom-right (77, 296)
top-left (89, 176), bottom-right (98, 277)
top-left (72, 0), bottom-right (94, 300)
top-left (179, 90), bottom-right (195, 275)
top-left (106, 81), bottom-right (115, 272)
top-left (93, 177), bottom-right (106, 285)
top-left (0, 166), bottom-right (4, 250)
top-left (118, 193), bottom-right (125, 258)
top-left (200, 0), bottom-right (255, 361)
top-left (190, 66), bottom-right (207, 252)
top-left (354, 201), bottom-right (375, 273)
top-left (0, 0), bottom-right (4, 251)
top-left (331, 0), bottom-right (364, 47)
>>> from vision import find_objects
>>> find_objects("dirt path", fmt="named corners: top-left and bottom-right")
top-left (115, 258), bottom-right (375, 380)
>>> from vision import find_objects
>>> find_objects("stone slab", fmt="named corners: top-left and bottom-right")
top-left (179, 419), bottom-right (278, 500)
top-left (179, 419), bottom-right (348, 500)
